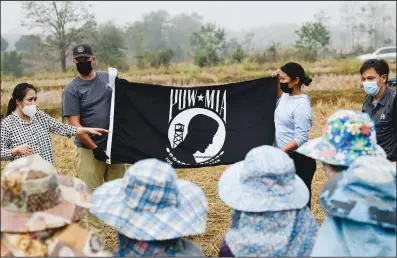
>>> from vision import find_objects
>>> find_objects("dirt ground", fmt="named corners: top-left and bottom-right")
top-left (38, 95), bottom-right (362, 256)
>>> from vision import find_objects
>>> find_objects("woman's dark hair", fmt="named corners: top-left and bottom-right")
top-left (359, 59), bottom-right (389, 81)
top-left (280, 62), bottom-right (312, 86)
top-left (6, 83), bottom-right (37, 116)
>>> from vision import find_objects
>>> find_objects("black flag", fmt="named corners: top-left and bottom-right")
top-left (103, 77), bottom-right (278, 168)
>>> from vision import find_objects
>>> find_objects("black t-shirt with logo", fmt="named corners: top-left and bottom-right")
top-left (362, 86), bottom-right (396, 161)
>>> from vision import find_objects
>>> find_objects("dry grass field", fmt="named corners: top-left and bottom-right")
top-left (48, 95), bottom-right (362, 256)
top-left (1, 60), bottom-right (395, 256)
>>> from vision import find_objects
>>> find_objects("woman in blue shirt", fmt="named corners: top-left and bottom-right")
top-left (272, 62), bottom-right (316, 208)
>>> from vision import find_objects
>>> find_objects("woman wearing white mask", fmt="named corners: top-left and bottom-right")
top-left (361, 59), bottom-right (396, 162)
top-left (1, 83), bottom-right (110, 165)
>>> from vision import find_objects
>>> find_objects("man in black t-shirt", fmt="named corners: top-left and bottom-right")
top-left (360, 59), bottom-right (396, 162)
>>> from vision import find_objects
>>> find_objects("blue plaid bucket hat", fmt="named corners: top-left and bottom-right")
top-left (90, 159), bottom-right (208, 241)
top-left (218, 145), bottom-right (309, 212)
top-left (320, 156), bottom-right (396, 229)
top-left (297, 109), bottom-right (386, 166)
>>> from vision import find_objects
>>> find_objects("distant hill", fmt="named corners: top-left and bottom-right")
top-left (1, 22), bottom-right (395, 53)
top-left (223, 23), bottom-right (355, 50)
top-left (1, 32), bottom-right (22, 51)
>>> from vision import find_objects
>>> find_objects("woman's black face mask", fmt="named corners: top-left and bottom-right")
top-left (76, 61), bottom-right (93, 76)
top-left (280, 82), bottom-right (293, 94)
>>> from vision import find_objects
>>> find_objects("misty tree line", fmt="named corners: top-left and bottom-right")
top-left (1, 1), bottom-right (395, 77)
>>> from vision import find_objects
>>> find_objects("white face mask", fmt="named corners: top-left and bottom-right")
top-left (22, 104), bottom-right (37, 118)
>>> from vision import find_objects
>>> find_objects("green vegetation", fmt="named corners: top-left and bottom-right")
top-left (1, 1), bottom-right (395, 78)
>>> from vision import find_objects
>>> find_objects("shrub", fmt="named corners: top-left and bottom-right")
top-left (232, 44), bottom-right (245, 63)
top-left (145, 48), bottom-right (175, 68)
top-left (1, 51), bottom-right (24, 77)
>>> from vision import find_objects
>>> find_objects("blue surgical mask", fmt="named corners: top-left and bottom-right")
top-left (363, 81), bottom-right (380, 96)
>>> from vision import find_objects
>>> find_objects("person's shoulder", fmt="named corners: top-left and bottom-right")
top-left (384, 87), bottom-right (396, 107)
top-left (97, 71), bottom-right (109, 78)
top-left (295, 94), bottom-right (312, 107)
top-left (35, 110), bottom-right (50, 119)
top-left (387, 87), bottom-right (396, 98)
top-left (1, 114), bottom-right (14, 126)
top-left (64, 76), bottom-right (80, 91)
top-left (95, 71), bottom-right (110, 84)
top-left (302, 93), bottom-right (311, 103)
top-left (97, 71), bottom-right (109, 76)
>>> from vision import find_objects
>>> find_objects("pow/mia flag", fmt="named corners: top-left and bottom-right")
top-left (103, 77), bottom-right (278, 168)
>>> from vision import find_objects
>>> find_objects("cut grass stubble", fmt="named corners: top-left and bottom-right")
top-left (0, 70), bottom-right (370, 256)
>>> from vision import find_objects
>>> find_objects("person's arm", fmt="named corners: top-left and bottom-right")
top-left (66, 115), bottom-right (99, 150)
top-left (282, 140), bottom-right (299, 153)
top-left (271, 69), bottom-right (283, 98)
top-left (45, 113), bottom-right (108, 139)
top-left (276, 77), bottom-right (282, 98)
top-left (1, 122), bottom-right (32, 159)
top-left (283, 104), bottom-right (312, 153)
top-left (1, 123), bottom-right (13, 160)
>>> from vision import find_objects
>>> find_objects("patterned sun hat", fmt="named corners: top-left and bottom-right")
top-left (1, 223), bottom-right (111, 257)
top-left (218, 145), bottom-right (309, 212)
top-left (1, 155), bottom-right (92, 233)
top-left (296, 109), bottom-right (386, 166)
top-left (320, 156), bottom-right (396, 229)
top-left (90, 158), bottom-right (208, 241)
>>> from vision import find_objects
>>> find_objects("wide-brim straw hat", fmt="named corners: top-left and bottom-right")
top-left (1, 155), bottom-right (92, 232)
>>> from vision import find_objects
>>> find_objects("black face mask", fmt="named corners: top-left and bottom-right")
top-left (280, 82), bottom-right (293, 94)
top-left (76, 61), bottom-right (93, 76)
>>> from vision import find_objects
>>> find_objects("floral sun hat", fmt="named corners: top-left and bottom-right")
top-left (1, 154), bottom-right (92, 233)
top-left (90, 158), bottom-right (208, 241)
top-left (296, 109), bottom-right (386, 167)
top-left (218, 145), bottom-right (309, 212)
top-left (320, 155), bottom-right (396, 229)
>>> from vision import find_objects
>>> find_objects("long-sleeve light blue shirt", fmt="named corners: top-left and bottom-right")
top-left (274, 93), bottom-right (312, 149)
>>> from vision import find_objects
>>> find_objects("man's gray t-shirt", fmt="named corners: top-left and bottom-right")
top-left (62, 71), bottom-right (111, 149)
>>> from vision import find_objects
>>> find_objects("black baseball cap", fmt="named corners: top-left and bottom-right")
top-left (72, 44), bottom-right (93, 59)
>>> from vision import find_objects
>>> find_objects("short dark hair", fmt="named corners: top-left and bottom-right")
top-left (359, 59), bottom-right (390, 81)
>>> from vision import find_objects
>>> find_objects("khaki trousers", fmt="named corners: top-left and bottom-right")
top-left (75, 147), bottom-right (126, 237)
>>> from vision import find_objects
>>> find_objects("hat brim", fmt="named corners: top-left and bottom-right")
top-left (296, 136), bottom-right (384, 166)
top-left (218, 162), bottom-right (309, 212)
top-left (90, 179), bottom-right (208, 241)
top-left (1, 176), bottom-right (91, 233)
top-left (73, 54), bottom-right (92, 59)
top-left (2, 223), bottom-right (110, 256)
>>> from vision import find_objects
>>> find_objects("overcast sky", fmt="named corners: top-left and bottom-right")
top-left (1, 1), bottom-right (353, 35)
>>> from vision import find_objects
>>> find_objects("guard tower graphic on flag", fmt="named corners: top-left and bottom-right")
top-left (173, 123), bottom-right (185, 148)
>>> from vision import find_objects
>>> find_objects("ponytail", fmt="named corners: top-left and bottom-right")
top-left (5, 83), bottom-right (37, 117)
top-left (6, 98), bottom-right (17, 117)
